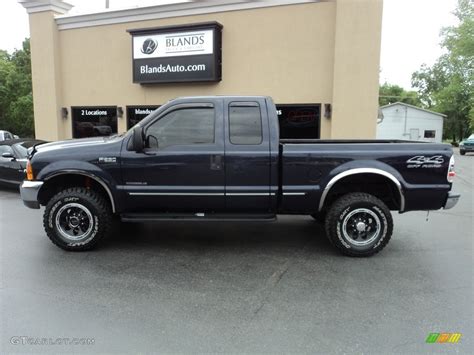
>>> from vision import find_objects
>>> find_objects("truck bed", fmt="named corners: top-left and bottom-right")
top-left (279, 140), bottom-right (453, 213)
top-left (280, 139), bottom-right (427, 144)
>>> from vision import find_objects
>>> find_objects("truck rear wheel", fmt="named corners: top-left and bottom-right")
top-left (325, 192), bottom-right (393, 257)
top-left (43, 187), bottom-right (112, 251)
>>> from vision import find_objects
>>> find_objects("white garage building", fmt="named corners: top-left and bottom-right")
top-left (377, 102), bottom-right (446, 143)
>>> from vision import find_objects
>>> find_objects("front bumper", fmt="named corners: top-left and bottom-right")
top-left (460, 145), bottom-right (474, 151)
top-left (444, 192), bottom-right (460, 210)
top-left (20, 180), bottom-right (43, 209)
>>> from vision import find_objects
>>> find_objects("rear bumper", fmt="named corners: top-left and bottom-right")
top-left (444, 192), bottom-right (460, 210)
top-left (20, 180), bottom-right (43, 209)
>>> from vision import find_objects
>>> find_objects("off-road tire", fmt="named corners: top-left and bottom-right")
top-left (43, 187), bottom-right (112, 251)
top-left (325, 192), bottom-right (393, 257)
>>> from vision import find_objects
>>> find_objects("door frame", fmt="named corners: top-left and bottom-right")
top-left (223, 97), bottom-right (272, 212)
top-left (119, 98), bottom-right (226, 212)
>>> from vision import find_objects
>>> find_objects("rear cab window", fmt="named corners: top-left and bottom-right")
top-left (228, 102), bottom-right (263, 145)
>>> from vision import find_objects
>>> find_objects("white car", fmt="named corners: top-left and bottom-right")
top-left (0, 130), bottom-right (19, 141)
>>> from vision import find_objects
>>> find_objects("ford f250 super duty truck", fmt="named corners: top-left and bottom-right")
top-left (20, 96), bottom-right (460, 256)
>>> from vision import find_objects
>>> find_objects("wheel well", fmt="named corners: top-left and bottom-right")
top-left (38, 174), bottom-right (114, 212)
top-left (321, 173), bottom-right (402, 211)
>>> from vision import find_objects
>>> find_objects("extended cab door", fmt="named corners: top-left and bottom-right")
top-left (224, 98), bottom-right (272, 212)
top-left (120, 99), bottom-right (225, 212)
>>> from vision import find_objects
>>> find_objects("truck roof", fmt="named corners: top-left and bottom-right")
top-left (171, 95), bottom-right (271, 100)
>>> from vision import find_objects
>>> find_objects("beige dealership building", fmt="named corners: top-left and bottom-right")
top-left (19, 0), bottom-right (383, 141)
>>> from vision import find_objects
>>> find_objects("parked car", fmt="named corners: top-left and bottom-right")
top-left (19, 96), bottom-right (460, 256)
top-left (0, 130), bottom-right (19, 141)
top-left (459, 134), bottom-right (474, 155)
top-left (0, 139), bottom-right (45, 186)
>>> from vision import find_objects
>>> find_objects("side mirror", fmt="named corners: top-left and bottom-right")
top-left (146, 135), bottom-right (159, 149)
top-left (2, 152), bottom-right (15, 161)
top-left (132, 126), bottom-right (144, 152)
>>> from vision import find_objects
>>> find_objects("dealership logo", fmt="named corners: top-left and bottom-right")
top-left (131, 24), bottom-right (221, 83)
top-left (141, 38), bottom-right (158, 55)
top-left (165, 34), bottom-right (205, 51)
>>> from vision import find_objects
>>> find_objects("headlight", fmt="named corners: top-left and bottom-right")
top-left (459, 142), bottom-right (464, 146)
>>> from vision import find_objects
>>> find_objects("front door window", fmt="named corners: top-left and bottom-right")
top-left (145, 107), bottom-right (215, 149)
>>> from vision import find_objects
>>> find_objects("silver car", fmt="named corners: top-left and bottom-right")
top-left (0, 130), bottom-right (19, 141)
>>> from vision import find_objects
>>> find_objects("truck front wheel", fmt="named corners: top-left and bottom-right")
top-left (43, 187), bottom-right (112, 251)
top-left (325, 192), bottom-right (393, 257)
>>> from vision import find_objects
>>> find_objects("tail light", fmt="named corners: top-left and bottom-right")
top-left (26, 160), bottom-right (34, 181)
top-left (447, 155), bottom-right (455, 182)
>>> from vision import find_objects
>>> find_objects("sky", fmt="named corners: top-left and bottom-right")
top-left (0, 0), bottom-right (459, 90)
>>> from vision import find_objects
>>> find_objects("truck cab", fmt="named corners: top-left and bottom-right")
top-left (120, 96), bottom-right (279, 216)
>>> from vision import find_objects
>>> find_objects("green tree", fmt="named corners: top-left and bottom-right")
top-left (0, 38), bottom-right (34, 138)
top-left (412, 0), bottom-right (473, 141)
top-left (379, 82), bottom-right (422, 106)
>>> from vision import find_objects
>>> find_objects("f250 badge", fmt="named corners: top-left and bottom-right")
top-left (98, 157), bottom-right (117, 164)
top-left (406, 155), bottom-right (444, 168)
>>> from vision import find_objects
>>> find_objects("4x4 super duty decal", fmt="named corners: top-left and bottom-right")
top-left (406, 155), bottom-right (444, 168)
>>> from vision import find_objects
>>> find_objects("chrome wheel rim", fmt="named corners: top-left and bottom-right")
top-left (55, 203), bottom-right (93, 241)
top-left (342, 208), bottom-right (381, 246)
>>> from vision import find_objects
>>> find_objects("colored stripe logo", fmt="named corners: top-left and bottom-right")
top-left (426, 333), bottom-right (462, 343)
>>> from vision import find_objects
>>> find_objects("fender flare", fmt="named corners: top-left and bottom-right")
top-left (43, 170), bottom-right (116, 213)
top-left (318, 168), bottom-right (405, 212)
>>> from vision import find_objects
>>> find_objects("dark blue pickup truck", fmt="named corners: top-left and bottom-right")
top-left (20, 96), bottom-right (460, 256)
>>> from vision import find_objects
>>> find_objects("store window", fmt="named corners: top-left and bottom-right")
top-left (127, 106), bottom-right (160, 129)
top-left (424, 130), bottom-right (436, 138)
top-left (71, 107), bottom-right (117, 138)
top-left (276, 104), bottom-right (320, 139)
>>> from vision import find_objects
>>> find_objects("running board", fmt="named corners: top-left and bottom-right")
top-left (120, 212), bottom-right (277, 222)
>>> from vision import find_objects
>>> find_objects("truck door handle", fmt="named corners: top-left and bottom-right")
top-left (210, 155), bottom-right (223, 170)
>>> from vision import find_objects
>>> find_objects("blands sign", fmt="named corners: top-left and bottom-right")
top-left (128, 22), bottom-right (222, 84)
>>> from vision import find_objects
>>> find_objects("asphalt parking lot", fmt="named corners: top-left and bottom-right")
top-left (1, 150), bottom-right (472, 353)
